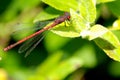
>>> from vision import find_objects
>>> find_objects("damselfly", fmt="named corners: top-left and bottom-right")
top-left (4, 12), bottom-right (70, 57)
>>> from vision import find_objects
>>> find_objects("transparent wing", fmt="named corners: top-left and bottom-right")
top-left (12, 20), bottom-right (52, 35)
top-left (18, 34), bottom-right (43, 53)
top-left (18, 20), bottom-right (52, 57)
top-left (35, 20), bottom-right (52, 29)
top-left (24, 34), bottom-right (44, 57)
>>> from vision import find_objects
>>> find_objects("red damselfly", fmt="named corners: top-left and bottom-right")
top-left (4, 12), bottom-right (70, 57)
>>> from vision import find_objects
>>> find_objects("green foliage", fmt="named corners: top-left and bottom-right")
top-left (106, 0), bottom-right (120, 17)
top-left (110, 19), bottom-right (120, 30)
top-left (77, 0), bottom-right (96, 23)
top-left (91, 25), bottom-right (120, 61)
top-left (42, 0), bottom-right (78, 12)
top-left (97, 0), bottom-right (115, 4)
top-left (50, 0), bottom-right (96, 37)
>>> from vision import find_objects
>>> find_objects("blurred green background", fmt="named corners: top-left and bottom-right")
top-left (0, 0), bottom-right (120, 80)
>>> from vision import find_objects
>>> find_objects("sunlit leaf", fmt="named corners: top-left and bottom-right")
top-left (95, 41), bottom-right (120, 61)
top-left (78, 0), bottom-right (96, 23)
top-left (41, 0), bottom-right (96, 38)
top-left (70, 9), bottom-right (89, 33)
top-left (51, 9), bottom-right (88, 38)
top-left (88, 24), bottom-right (108, 40)
top-left (41, 0), bottom-right (78, 12)
top-left (110, 19), bottom-right (120, 30)
top-left (51, 23), bottom-right (80, 38)
top-left (94, 25), bottom-right (120, 48)
top-left (97, 0), bottom-right (115, 4)
top-left (50, 22), bottom-right (80, 38)
top-left (91, 25), bottom-right (120, 61)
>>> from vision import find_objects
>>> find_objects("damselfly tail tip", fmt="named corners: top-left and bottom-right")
top-left (3, 47), bottom-right (8, 51)
top-left (3, 46), bottom-right (11, 51)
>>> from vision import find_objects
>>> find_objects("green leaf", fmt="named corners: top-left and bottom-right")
top-left (77, 0), bottom-right (96, 23)
top-left (95, 38), bottom-right (120, 61)
top-left (106, 0), bottom-right (120, 17)
top-left (34, 7), bottom-right (62, 22)
top-left (94, 25), bottom-right (120, 48)
top-left (70, 9), bottom-right (89, 33)
top-left (41, 0), bottom-right (78, 12)
top-left (51, 9), bottom-right (88, 38)
top-left (51, 22), bottom-right (80, 38)
top-left (110, 19), bottom-right (120, 30)
top-left (91, 25), bottom-right (120, 61)
top-left (88, 24), bottom-right (108, 40)
top-left (97, 0), bottom-right (115, 4)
